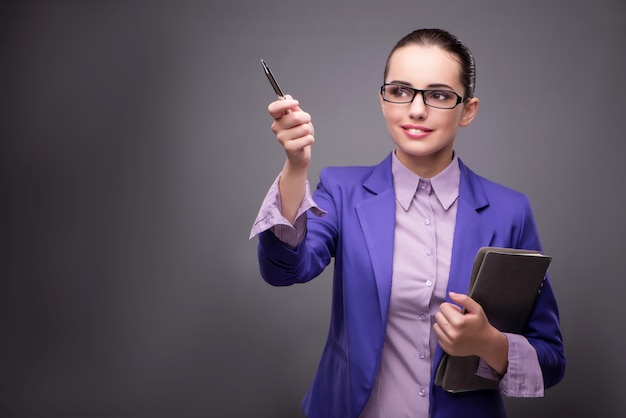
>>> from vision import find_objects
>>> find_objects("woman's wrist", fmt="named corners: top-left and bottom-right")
top-left (479, 327), bottom-right (509, 376)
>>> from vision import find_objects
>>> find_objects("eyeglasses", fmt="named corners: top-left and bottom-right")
top-left (380, 83), bottom-right (464, 109)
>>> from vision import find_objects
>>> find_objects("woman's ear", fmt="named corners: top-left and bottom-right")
top-left (459, 97), bottom-right (479, 127)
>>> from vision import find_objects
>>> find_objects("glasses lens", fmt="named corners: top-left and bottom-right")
top-left (382, 84), bottom-right (414, 103)
top-left (382, 84), bottom-right (461, 108)
top-left (423, 90), bottom-right (459, 109)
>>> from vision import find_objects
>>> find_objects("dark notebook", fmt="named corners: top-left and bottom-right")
top-left (434, 246), bottom-right (552, 392)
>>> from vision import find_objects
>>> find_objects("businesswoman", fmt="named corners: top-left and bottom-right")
top-left (250, 28), bottom-right (565, 418)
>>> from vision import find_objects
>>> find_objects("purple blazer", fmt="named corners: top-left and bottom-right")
top-left (257, 154), bottom-right (565, 418)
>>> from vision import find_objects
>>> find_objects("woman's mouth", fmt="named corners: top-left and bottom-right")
top-left (403, 126), bottom-right (433, 137)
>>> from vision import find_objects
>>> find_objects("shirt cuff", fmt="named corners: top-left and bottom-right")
top-left (249, 174), bottom-right (326, 246)
top-left (476, 333), bottom-right (544, 397)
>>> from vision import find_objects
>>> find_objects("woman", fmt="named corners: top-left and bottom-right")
top-left (250, 28), bottom-right (565, 418)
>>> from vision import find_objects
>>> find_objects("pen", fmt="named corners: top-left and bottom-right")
top-left (261, 58), bottom-right (285, 99)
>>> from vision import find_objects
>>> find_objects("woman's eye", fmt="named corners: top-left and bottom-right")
top-left (428, 90), bottom-right (452, 101)
top-left (391, 86), bottom-right (411, 97)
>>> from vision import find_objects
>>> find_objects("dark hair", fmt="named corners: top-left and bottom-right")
top-left (383, 28), bottom-right (476, 99)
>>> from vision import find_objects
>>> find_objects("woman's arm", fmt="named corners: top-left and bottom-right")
top-left (268, 96), bottom-right (315, 223)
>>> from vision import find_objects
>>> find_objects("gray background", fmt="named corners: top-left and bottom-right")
top-left (1, 0), bottom-right (624, 417)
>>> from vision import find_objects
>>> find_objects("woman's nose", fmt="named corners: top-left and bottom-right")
top-left (408, 93), bottom-right (428, 119)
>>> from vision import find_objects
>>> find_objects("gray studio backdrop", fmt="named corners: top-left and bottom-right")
top-left (1, 1), bottom-right (624, 417)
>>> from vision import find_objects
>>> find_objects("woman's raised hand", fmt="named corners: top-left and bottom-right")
top-left (267, 95), bottom-right (315, 224)
top-left (268, 95), bottom-right (315, 170)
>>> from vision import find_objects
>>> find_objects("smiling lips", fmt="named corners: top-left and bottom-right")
top-left (403, 125), bottom-right (433, 138)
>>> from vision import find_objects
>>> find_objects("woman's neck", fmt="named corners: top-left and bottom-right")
top-left (394, 148), bottom-right (454, 179)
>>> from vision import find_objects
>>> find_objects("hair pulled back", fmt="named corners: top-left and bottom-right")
top-left (384, 28), bottom-right (476, 100)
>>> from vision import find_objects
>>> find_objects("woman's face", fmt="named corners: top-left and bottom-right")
top-left (380, 44), bottom-right (479, 177)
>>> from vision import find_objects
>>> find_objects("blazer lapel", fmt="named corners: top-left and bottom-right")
top-left (355, 155), bottom-right (396, 323)
top-left (447, 160), bottom-right (495, 297)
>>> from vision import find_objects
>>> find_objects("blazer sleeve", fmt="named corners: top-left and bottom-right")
top-left (257, 168), bottom-right (339, 287)
top-left (514, 195), bottom-right (566, 389)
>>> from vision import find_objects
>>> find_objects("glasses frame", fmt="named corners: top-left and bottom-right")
top-left (380, 83), bottom-right (464, 109)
